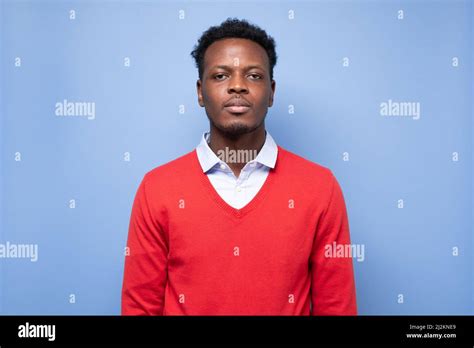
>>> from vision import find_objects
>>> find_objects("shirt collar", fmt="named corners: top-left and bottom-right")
top-left (196, 130), bottom-right (278, 173)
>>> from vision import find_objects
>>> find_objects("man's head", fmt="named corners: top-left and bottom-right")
top-left (191, 18), bottom-right (277, 139)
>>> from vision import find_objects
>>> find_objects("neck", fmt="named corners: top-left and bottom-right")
top-left (208, 124), bottom-right (266, 177)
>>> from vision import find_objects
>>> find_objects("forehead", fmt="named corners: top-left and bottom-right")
top-left (203, 38), bottom-right (269, 68)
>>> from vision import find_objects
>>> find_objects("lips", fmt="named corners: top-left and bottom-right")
top-left (224, 98), bottom-right (251, 114)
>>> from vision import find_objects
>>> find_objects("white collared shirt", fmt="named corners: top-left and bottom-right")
top-left (195, 131), bottom-right (278, 209)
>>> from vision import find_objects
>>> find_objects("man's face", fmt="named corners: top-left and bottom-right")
top-left (197, 38), bottom-right (276, 138)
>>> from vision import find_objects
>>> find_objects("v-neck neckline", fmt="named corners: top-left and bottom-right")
top-left (193, 148), bottom-right (280, 219)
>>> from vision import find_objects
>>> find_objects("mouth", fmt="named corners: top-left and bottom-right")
top-left (224, 105), bottom-right (251, 114)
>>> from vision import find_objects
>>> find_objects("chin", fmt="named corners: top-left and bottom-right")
top-left (217, 121), bottom-right (258, 138)
top-left (208, 112), bottom-right (265, 138)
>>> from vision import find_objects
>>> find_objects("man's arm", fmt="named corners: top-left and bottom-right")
top-left (310, 171), bottom-right (357, 315)
top-left (121, 174), bottom-right (169, 315)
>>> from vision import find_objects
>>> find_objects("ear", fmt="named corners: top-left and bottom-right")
top-left (197, 79), bottom-right (204, 107)
top-left (268, 79), bottom-right (276, 107)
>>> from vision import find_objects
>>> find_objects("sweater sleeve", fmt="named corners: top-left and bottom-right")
top-left (121, 174), bottom-right (169, 315)
top-left (310, 171), bottom-right (357, 315)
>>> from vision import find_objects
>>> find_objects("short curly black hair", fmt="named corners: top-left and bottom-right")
top-left (190, 18), bottom-right (278, 80)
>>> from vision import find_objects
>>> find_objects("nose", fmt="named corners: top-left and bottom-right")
top-left (227, 73), bottom-right (249, 94)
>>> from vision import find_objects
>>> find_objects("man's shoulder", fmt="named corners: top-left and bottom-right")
top-left (143, 149), bottom-right (197, 184)
top-left (277, 145), bottom-right (334, 180)
top-left (276, 145), bottom-right (340, 201)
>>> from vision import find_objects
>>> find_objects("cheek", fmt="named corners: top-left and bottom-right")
top-left (203, 88), bottom-right (224, 107)
top-left (256, 86), bottom-right (271, 102)
top-left (255, 91), bottom-right (271, 109)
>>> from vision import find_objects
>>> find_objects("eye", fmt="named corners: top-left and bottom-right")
top-left (249, 73), bottom-right (262, 80)
top-left (214, 73), bottom-right (227, 80)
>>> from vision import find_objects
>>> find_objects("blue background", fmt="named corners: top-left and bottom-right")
top-left (0, 0), bottom-right (472, 314)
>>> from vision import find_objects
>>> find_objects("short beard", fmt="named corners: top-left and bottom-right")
top-left (209, 116), bottom-right (265, 141)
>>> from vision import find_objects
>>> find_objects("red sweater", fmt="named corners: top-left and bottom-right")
top-left (121, 146), bottom-right (357, 315)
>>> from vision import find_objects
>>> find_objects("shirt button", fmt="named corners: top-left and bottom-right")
top-left (220, 164), bottom-right (226, 170)
top-left (236, 186), bottom-right (242, 192)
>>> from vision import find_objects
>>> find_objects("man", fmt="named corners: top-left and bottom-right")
top-left (121, 18), bottom-right (357, 315)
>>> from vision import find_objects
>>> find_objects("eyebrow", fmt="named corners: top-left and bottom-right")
top-left (210, 64), bottom-right (265, 71)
